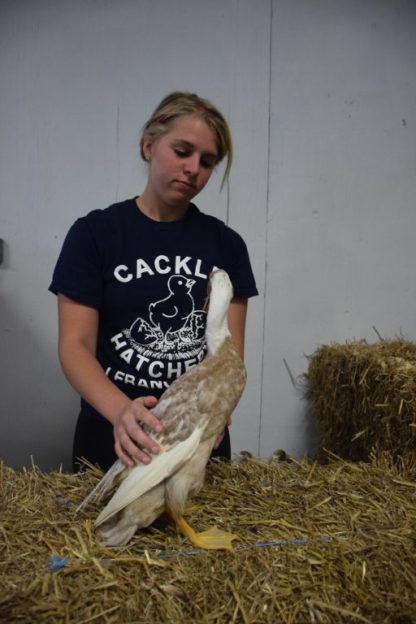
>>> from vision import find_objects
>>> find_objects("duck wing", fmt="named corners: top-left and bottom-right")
top-left (95, 425), bottom-right (203, 527)
top-left (93, 356), bottom-right (223, 527)
top-left (81, 338), bottom-right (245, 528)
top-left (76, 363), bottom-right (202, 513)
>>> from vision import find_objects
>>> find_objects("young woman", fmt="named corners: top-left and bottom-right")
top-left (50, 92), bottom-right (258, 472)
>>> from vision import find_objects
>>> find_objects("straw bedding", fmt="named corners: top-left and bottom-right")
top-left (1, 453), bottom-right (415, 623)
top-left (304, 339), bottom-right (416, 460)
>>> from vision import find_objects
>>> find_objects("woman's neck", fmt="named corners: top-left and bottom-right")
top-left (136, 191), bottom-right (189, 222)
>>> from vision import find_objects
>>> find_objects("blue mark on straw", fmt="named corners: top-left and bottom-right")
top-left (48, 554), bottom-right (69, 572)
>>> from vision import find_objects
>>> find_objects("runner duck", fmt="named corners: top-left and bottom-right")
top-left (78, 269), bottom-right (246, 550)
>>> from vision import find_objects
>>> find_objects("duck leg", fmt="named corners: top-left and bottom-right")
top-left (168, 509), bottom-right (238, 551)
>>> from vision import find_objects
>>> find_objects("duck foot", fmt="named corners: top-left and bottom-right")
top-left (169, 510), bottom-right (238, 551)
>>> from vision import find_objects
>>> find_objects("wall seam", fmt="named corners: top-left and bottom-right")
top-left (258, 0), bottom-right (274, 457)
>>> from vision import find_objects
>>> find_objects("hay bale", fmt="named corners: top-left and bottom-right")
top-left (1, 455), bottom-right (416, 623)
top-left (304, 339), bottom-right (416, 460)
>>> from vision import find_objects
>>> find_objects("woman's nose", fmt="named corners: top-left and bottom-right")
top-left (184, 154), bottom-right (200, 175)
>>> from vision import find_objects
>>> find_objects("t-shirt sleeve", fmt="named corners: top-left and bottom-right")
top-left (49, 218), bottom-right (103, 308)
top-left (220, 225), bottom-right (258, 299)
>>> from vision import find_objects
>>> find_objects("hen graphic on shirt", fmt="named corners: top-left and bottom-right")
top-left (125, 274), bottom-right (206, 360)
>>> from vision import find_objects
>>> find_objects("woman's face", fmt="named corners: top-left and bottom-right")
top-left (142, 115), bottom-right (219, 208)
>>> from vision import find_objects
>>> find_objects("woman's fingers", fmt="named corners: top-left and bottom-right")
top-left (114, 396), bottom-right (164, 465)
top-left (114, 438), bottom-right (140, 467)
top-left (116, 431), bottom-right (152, 466)
top-left (134, 396), bottom-right (163, 435)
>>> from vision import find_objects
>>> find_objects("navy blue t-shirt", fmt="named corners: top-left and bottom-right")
top-left (49, 198), bottom-right (258, 419)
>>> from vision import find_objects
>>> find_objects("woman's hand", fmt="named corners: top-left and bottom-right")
top-left (114, 396), bottom-right (164, 467)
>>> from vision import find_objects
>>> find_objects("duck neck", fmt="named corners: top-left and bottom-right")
top-left (205, 294), bottom-right (231, 356)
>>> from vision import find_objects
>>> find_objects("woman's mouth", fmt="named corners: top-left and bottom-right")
top-left (174, 180), bottom-right (196, 192)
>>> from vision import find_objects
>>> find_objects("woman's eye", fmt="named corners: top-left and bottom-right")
top-left (172, 146), bottom-right (216, 169)
top-left (201, 159), bottom-right (215, 169)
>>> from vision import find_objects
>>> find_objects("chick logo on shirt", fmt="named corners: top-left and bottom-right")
top-left (128, 274), bottom-right (206, 356)
top-left (108, 271), bottom-right (208, 391)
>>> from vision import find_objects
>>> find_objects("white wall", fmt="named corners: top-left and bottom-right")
top-left (261, 0), bottom-right (416, 457)
top-left (0, 0), bottom-right (415, 470)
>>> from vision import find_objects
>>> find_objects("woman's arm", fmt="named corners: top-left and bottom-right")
top-left (57, 294), bottom-right (163, 466)
top-left (228, 297), bottom-right (248, 360)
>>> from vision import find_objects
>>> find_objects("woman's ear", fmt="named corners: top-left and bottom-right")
top-left (142, 136), bottom-right (152, 162)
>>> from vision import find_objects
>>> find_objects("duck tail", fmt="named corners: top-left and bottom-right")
top-left (76, 459), bottom-right (126, 512)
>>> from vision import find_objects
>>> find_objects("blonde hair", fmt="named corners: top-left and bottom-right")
top-left (140, 92), bottom-right (233, 188)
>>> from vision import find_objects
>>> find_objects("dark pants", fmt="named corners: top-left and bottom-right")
top-left (72, 410), bottom-right (231, 473)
